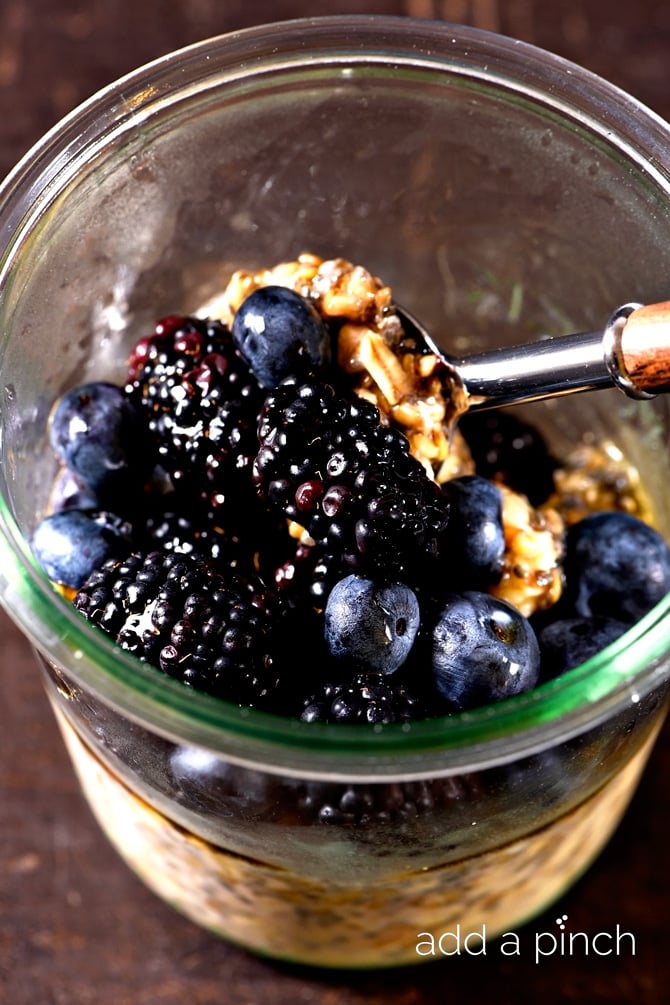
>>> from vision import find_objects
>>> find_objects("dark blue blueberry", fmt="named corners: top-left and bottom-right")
top-left (231, 285), bottom-right (331, 388)
top-left (48, 381), bottom-right (148, 499)
top-left (428, 591), bottom-right (540, 710)
top-left (31, 509), bottom-right (133, 588)
top-left (48, 467), bottom-right (101, 512)
top-left (562, 511), bottom-right (670, 623)
top-left (324, 574), bottom-right (420, 675)
top-left (538, 615), bottom-right (629, 680)
top-left (441, 475), bottom-right (505, 587)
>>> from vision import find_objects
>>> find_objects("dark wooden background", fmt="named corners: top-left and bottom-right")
top-left (1, 2), bottom-right (669, 1003)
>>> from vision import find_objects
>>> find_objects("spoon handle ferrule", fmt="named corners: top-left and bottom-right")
top-left (612, 300), bottom-right (670, 395)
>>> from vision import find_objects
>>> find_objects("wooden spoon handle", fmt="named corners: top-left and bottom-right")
top-left (620, 301), bottom-right (670, 393)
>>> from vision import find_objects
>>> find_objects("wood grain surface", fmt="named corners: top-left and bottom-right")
top-left (1, 3), bottom-right (669, 1003)
top-left (620, 303), bottom-right (670, 393)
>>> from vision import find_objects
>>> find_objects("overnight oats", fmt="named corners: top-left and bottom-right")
top-left (28, 253), bottom-right (670, 966)
top-left (2, 17), bottom-right (670, 972)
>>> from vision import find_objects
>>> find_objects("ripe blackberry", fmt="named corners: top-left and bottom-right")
top-left (300, 672), bottom-right (429, 725)
top-left (300, 778), bottom-right (463, 827)
top-left (138, 491), bottom-right (246, 565)
top-left (273, 541), bottom-right (348, 610)
top-left (137, 487), bottom-right (288, 578)
top-left (458, 408), bottom-right (558, 506)
top-left (73, 550), bottom-right (287, 707)
top-left (125, 315), bottom-right (265, 516)
top-left (253, 377), bottom-right (450, 582)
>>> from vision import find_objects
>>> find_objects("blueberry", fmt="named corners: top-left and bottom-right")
top-left (538, 615), bottom-right (629, 680)
top-left (231, 285), bottom-right (331, 388)
top-left (48, 467), bottom-right (101, 513)
top-left (169, 746), bottom-right (278, 819)
top-left (48, 381), bottom-right (147, 499)
top-left (324, 574), bottom-right (420, 675)
top-left (562, 511), bottom-right (670, 623)
top-left (32, 509), bottom-right (133, 588)
top-left (428, 591), bottom-right (540, 710)
top-left (441, 475), bottom-right (505, 587)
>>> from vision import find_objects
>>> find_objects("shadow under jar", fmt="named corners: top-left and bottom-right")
top-left (1, 16), bottom-right (670, 968)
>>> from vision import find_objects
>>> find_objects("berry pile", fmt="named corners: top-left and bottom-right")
top-left (31, 258), bottom-right (670, 723)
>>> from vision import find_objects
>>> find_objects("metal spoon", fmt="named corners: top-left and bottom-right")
top-left (398, 300), bottom-right (670, 411)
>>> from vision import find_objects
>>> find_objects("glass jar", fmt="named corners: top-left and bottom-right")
top-left (0, 16), bottom-right (669, 968)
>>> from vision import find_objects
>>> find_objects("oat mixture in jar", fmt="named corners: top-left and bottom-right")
top-left (31, 252), bottom-right (670, 967)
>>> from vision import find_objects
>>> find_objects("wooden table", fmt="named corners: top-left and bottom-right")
top-left (1, 2), bottom-right (669, 1002)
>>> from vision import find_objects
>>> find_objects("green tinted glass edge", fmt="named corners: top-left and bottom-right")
top-left (1, 494), bottom-right (668, 765)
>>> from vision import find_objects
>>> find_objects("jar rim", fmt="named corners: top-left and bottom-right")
top-left (1, 15), bottom-right (670, 779)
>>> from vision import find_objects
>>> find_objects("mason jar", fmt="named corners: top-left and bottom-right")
top-left (0, 16), bottom-right (669, 968)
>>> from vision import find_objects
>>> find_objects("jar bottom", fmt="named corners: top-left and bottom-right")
top-left (52, 705), bottom-right (658, 969)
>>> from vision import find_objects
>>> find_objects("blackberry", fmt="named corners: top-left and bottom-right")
top-left (139, 491), bottom-right (246, 565)
top-left (125, 315), bottom-right (264, 518)
top-left (458, 409), bottom-right (558, 505)
top-left (273, 541), bottom-right (349, 610)
top-left (300, 778), bottom-right (464, 827)
top-left (137, 487), bottom-right (288, 578)
top-left (253, 377), bottom-right (450, 582)
top-left (168, 746), bottom-right (476, 834)
top-left (73, 550), bottom-right (288, 707)
top-left (300, 672), bottom-right (429, 725)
